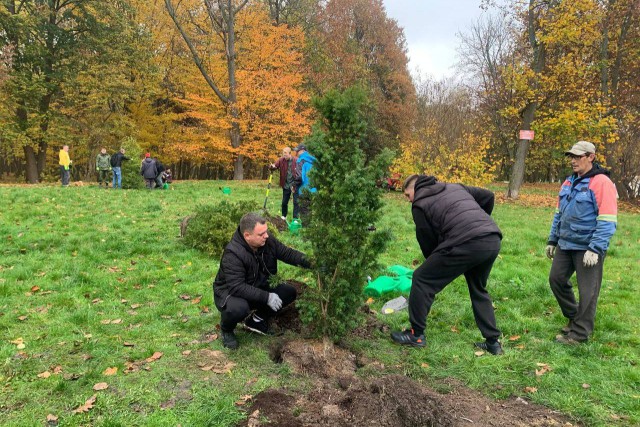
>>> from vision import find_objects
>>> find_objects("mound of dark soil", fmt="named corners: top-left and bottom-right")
top-left (241, 373), bottom-right (577, 426)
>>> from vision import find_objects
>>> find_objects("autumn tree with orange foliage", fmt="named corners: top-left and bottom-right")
top-left (308, 0), bottom-right (416, 156)
top-left (165, 0), bottom-right (312, 179)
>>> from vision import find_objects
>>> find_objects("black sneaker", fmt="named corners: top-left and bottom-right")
top-left (222, 330), bottom-right (238, 350)
top-left (390, 328), bottom-right (426, 347)
top-left (243, 316), bottom-right (274, 336)
top-left (560, 319), bottom-right (574, 335)
top-left (474, 340), bottom-right (504, 355)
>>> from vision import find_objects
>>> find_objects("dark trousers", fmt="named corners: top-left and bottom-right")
top-left (144, 178), bottom-right (155, 189)
top-left (219, 283), bottom-right (297, 332)
top-left (298, 194), bottom-right (311, 226)
top-left (549, 248), bottom-right (605, 340)
top-left (282, 187), bottom-right (299, 218)
top-left (97, 170), bottom-right (110, 186)
top-left (60, 166), bottom-right (70, 186)
top-left (409, 236), bottom-right (501, 340)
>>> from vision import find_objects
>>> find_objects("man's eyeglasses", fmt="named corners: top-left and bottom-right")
top-left (567, 154), bottom-right (588, 160)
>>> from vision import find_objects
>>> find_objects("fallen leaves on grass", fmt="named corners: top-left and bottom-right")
top-left (535, 363), bottom-right (552, 377)
top-left (46, 414), bottom-right (58, 425)
top-left (103, 367), bottom-right (118, 376)
top-left (450, 326), bottom-right (459, 333)
top-left (37, 371), bottom-right (51, 379)
top-left (509, 335), bottom-right (521, 341)
top-left (10, 337), bottom-right (25, 349)
top-left (194, 349), bottom-right (236, 374)
top-left (145, 352), bottom-right (163, 363)
top-left (93, 382), bottom-right (109, 391)
top-left (582, 383), bottom-right (590, 389)
top-left (124, 351), bottom-right (163, 374)
top-left (474, 351), bottom-right (485, 357)
top-left (179, 294), bottom-right (191, 301)
top-left (524, 386), bottom-right (538, 393)
top-left (72, 395), bottom-right (97, 413)
top-left (191, 296), bottom-right (202, 305)
top-left (235, 394), bottom-right (253, 406)
top-left (100, 319), bottom-right (123, 325)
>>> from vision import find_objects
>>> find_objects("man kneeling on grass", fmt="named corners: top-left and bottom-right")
top-left (213, 212), bottom-right (311, 350)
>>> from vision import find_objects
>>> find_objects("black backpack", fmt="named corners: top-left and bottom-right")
top-left (110, 153), bottom-right (118, 168)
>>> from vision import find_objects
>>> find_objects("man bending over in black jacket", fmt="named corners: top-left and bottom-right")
top-left (391, 175), bottom-right (504, 355)
top-left (213, 212), bottom-right (311, 350)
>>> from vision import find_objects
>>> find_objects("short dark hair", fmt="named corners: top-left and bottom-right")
top-left (402, 174), bottom-right (419, 191)
top-left (239, 212), bottom-right (267, 234)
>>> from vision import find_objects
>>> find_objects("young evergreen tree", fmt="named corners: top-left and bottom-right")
top-left (120, 137), bottom-right (145, 190)
top-left (298, 86), bottom-right (393, 340)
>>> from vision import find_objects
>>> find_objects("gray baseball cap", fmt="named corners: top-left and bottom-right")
top-left (565, 141), bottom-right (595, 156)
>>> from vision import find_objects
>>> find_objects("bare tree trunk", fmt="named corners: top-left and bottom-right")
top-left (506, 0), bottom-right (546, 199)
top-left (23, 146), bottom-right (39, 183)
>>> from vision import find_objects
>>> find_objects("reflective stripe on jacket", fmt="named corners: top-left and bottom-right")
top-left (548, 168), bottom-right (617, 255)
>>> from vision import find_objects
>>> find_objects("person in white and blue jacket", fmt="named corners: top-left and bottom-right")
top-left (546, 141), bottom-right (618, 345)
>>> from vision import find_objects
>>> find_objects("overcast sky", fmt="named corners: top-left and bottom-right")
top-left (381, 0), bottom-right (491, 80)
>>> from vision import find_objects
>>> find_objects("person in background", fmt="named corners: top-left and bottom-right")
top-left (546, 141), bottom-right (618, 345)
top-left (111, 148), bottom-right (130, 189)
top-left (213, 212), bottom-right (311, 350)
top-left (270, 147), bottom-right (299, 220)
top-left (59, 145), bottom-right (72, 187)
top-left (154, 157), bottom-right (166, 189)
top-left (391, 174), bottom-right (504, 355)
top-left (95, 148), bottom-right (111, 188)
top-left (294, 144), bottom-right (316, 225)
top-left (140, 153), bottom-right (158, 189)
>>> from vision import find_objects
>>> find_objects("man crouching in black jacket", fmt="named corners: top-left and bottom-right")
top-left (213, 212), bottom-right (311, 350)
top-left (391, 175), bottom-right (504, 355)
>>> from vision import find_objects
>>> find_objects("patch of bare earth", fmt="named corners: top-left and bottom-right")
top-left (239, 303), bottom-right (581, 427)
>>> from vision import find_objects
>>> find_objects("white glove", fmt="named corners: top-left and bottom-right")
top-left (583, 250), bottom-right (599, 267)
top-left (545, 245), bottom-right (556, 259)
top-left (267, 293), bottom-right (283, 311)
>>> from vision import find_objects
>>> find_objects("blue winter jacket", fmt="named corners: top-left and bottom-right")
top-left (548, 166), bottom-right (617, 255)
top-left (296, 151), bottom-right (317, 194)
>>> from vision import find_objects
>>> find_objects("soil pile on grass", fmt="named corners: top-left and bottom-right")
top-left (240, 304), bottom-right (580, 427)
top-left (266, 214), bottom-right (288, 231)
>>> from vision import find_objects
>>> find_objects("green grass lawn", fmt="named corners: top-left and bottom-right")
top-left (0, 181), bottom-right (638, 426)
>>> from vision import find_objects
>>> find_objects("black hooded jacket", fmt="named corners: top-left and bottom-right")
top-left (411, 176), bottom-right (502, 258)
top-left (213, 228), bottom-right (310, 309)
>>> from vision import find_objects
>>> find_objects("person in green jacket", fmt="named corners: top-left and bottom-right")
top-left (95, 148), bottom-right (112, 188)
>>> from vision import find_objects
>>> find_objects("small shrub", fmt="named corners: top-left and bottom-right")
top-left (182, 200), bottom-right (263, 258)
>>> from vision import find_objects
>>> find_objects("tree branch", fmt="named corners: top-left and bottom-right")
top-left (165, 0), bottom-right (230, 104)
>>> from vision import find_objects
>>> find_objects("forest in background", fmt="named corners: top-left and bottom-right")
top-left (0, 0), bottom-right (638, 199)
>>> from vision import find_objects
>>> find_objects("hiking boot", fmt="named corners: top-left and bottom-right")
top-left (560, 319), bottom-right (574, 335)
top-left (555, 334), bottom-right (586, 345)
top-left (243, 316), bottom-right (274, 336)
top-left (390, 329), bottom-right (426, 347)
top-left (474, 340), bottom-right (504, 355)
top-left (222, 330), bottom-right (238, 350)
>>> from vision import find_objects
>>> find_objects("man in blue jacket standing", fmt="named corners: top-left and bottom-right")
top-left (294, 144), bottom-right (316, 224)
top-left (546, 141), bottom-right (617, 345)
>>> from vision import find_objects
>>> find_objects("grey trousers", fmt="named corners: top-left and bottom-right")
top-left (549, 248), bottom-right (605, 341)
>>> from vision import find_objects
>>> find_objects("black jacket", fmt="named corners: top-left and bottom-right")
top-left (111, 152), bottom-right (130, 168)
top-left (411, 175), bottom-right (502, 258)
top-left (213, 228), bottom-right (310, 309)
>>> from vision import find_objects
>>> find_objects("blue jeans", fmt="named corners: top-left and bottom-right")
top-left (60, 166), bottom-right (70, 186)
top-left (112, 167), bottom-right (122, 188)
